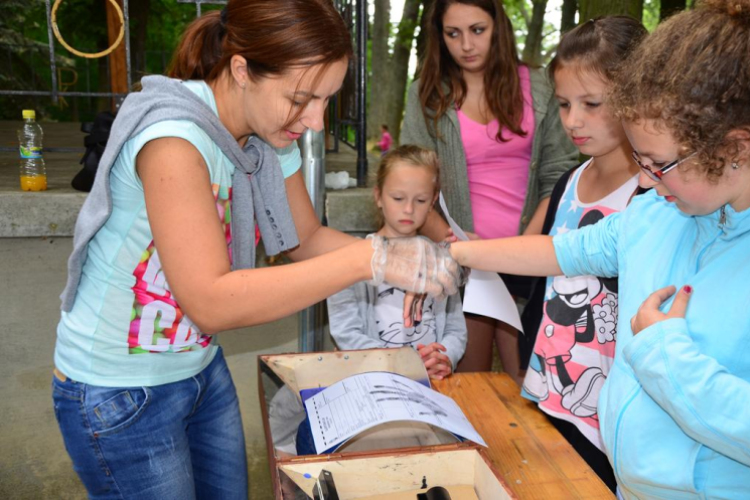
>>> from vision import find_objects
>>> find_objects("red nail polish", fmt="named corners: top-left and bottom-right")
top-left (683, 285), bottom-right (692, 294)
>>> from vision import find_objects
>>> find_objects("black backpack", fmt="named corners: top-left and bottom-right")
top-left (71, 111), bottom-right (116, 192)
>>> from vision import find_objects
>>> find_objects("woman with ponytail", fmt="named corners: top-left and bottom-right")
top-left (51, 1), bottom-right (465, 497)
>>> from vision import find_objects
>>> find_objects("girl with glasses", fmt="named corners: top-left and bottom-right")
top-left (518, 16), bottom-right (647, 492)
top-left (438, 0), bottom-right (750, 495)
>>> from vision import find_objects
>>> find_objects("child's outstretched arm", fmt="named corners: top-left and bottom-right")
top-left (450, 235), bottom-right (563, 277)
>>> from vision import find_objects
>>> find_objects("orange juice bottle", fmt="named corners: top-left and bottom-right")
top-left (18, 109), bottom-right (47, 191)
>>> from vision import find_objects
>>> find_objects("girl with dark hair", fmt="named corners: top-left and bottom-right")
top-left (445, 0), bottom-right (750, 495)
top-left (401, 0), bottom-right (578, 379)
top-left (51, 1), bottom-right (464, 497)
top-left (518, 16), bottom-right (647, 491)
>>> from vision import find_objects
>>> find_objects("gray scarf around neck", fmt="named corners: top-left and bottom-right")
top-left (60, 75), bottom-right (299, 312)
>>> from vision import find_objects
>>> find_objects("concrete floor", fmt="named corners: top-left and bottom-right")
top-left (0, 236), bottom-right (310, 499)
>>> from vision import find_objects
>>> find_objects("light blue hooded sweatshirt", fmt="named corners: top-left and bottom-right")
top-left (553, 189), bottom-right (750, 499)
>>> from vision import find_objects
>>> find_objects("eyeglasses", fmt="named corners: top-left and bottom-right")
top-left (632, 151), bottom-right (696, 182)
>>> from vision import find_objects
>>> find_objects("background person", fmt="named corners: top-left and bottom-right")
top-left (328, 145), bottom-right (467, 380)
top-left (401, 0), bottom-right (578, 380)
top-left (377, 123), bottom-right (393, 156)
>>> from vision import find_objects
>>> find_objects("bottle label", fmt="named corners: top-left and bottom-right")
top-left (20, 146), bottom-right (42, 159)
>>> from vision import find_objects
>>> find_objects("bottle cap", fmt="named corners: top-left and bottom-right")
top-left (22, 110), bottom-right (36, 120)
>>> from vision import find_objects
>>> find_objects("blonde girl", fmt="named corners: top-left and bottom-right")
top-left (328, 145), bottom-right (467, 380)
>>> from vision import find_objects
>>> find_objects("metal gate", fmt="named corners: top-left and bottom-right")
top-left (0, 0), bottom-right (368, 184)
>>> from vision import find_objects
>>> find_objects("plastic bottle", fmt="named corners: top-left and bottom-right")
top-left (18, 109), bottom-right (47, 191)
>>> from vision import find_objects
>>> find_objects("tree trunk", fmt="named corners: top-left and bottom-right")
top-left (368, 0), bottom-right (390, 141)
top-left (415, 0), bottom-right (434, 70)
top-left (385, 0), bottom-right (421, 144)
top-left (130, 0), bottom-right (150, 79)
top-left (660, 0), bottom-right (686, 21)
top-left (579, 0), bottom-right (642, 21)
top-left (561, 0), bottom-right (577, 34)
top-left (521, 0), bottom-right (549, 65)
top-left (105, 0), bottom-right (127, 111)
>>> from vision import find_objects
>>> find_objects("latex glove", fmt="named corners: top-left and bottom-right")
top-left (369, 235), bottom-right (468, 300)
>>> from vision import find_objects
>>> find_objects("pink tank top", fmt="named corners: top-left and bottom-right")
top-left (458, 65), bottom-right (535, 239)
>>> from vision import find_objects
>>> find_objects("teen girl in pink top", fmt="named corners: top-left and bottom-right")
top-left (458, 65), bottom-right (535, 240)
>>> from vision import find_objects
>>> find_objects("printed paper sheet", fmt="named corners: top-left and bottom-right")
top-left (304, 371), bottom-right (486, 454)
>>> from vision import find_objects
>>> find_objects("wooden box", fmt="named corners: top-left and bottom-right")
top-left (258, 348), bottom-right (516, 499)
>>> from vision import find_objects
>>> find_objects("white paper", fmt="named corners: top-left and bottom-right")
top-left (438, 192), bottom-right (523, 332)
top-left (439, 192), bottom-right (469, 241)
top-left (304, 372), bottom-right (486, 454)
top-left (462, 270), bottom-right (523, 331)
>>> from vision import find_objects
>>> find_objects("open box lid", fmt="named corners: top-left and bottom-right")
top-left (259, 346), bottom-right (431, 396)
top-left (277, 446), bottom-right (516, 499)
top-left (258, 348), bottom-right (465, 461)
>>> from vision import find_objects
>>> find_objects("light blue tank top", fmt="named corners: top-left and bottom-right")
top-left (55, 80), bottom-right (300, 387)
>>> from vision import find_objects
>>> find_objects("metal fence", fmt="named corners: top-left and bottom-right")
top-left (328, 0), bottom-right (368, 186)
top-left (0, 0), bottom-right (368, 184)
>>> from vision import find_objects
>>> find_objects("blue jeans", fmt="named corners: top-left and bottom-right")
top-left (52, 347), bottom-right (248, 499)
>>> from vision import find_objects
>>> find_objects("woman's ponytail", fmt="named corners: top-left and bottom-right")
top-left (168, 10), bottom-right (225, 81)
top-left (165, 0), bottom-right (352, 85)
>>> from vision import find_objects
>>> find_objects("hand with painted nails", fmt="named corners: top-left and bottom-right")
top-left (630, 285), bottom-right (693, 335)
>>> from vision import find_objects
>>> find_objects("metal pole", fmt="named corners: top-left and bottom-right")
top-left (355, 0), bottom-right (368, 187)
top-left (44, 0), bottom-right (59, 105)
top-left (298, 129), bottom-right (327, 352)
top-left (123, 0), bottom-right (132, 96)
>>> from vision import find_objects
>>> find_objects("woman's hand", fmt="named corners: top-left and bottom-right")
top-left (631, 285), bottom-right (692, 335)
top-left (416, 342), bottom-right (452, 380)
top-left (369, 235), bottom-right (467, 300)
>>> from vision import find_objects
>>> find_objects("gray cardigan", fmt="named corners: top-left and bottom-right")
top-left (401, 68), bottom-right (578, 233)
top-left (59, 76), bottom-right (299, 311)
top-left (327, 283), bottom-right (467, 369)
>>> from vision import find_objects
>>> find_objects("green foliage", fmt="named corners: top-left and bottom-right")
top-left (643, 0), bottom-right (661, 31)
top-left (0, 0), bottom-right (219, 122)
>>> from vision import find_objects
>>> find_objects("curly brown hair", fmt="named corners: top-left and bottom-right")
top-left (609, 0), bottom-right (750, 181)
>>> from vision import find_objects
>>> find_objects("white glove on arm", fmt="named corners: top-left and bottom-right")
top-left (368, 235), bottom-right (468, 300)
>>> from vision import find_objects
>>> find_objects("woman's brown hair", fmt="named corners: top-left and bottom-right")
top-left (609, 0), bottom-right (750, 180)
top-left (375, 145), bottom-right (441, 229)
top-left (418, 0), bottom-right (525, 142)
top-left (168, 0), bottom-right (352, 84)
top-left (548, 16), bottom-right (647, 83)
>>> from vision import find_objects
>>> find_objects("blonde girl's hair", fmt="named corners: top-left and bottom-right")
top-left (374, 145), bottom-right (441, 230)
top-left (548, 16), bottom-right (647, 83)
top-left (609, 0), bottom-right (750, 180)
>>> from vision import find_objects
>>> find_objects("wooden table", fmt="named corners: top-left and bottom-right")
top-left (433, 373), bottom-right (614, 499)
